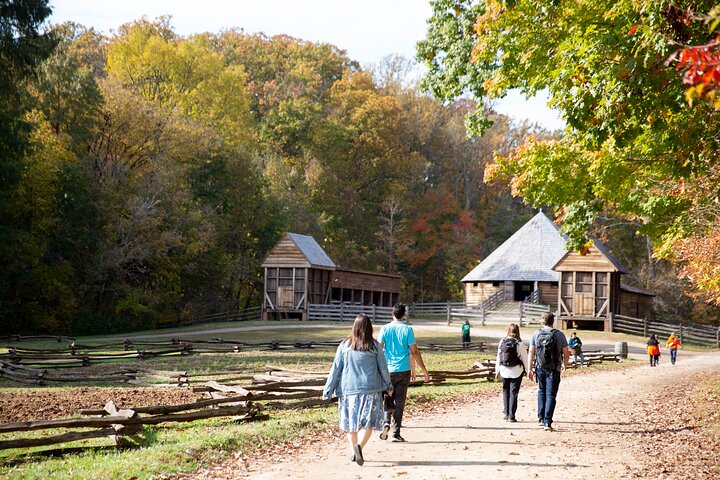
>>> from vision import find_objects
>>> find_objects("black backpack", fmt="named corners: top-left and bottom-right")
top-left (535, 329), bottom-right (560, 369)
top-left (499, 338), bottom-right (522, 367)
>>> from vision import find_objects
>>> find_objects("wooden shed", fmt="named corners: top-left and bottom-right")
top-left (461, 210), bottom-right (655, 331)
top-left (619, 284), bottom-right (655, 321)
top-left (553, 242), bottom-right (655, 330)
top-left (261, 233), bottom-right (401, 320)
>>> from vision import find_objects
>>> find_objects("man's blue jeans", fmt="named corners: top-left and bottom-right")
top-left (670, 348), bottom-right (677, 364)
top-left (536, 367), bottom-right (561, 427)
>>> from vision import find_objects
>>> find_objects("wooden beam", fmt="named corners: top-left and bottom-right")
top-left (0, 428), bottom-right (118, 450)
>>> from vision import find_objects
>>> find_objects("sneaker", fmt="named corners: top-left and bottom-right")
top-left (379, 424), bottom-right (390, 440)
top-left (544, 425), bottom-right (554, 431)
top-left (391, 434), bottom-right (406, 442)
top-left (509, 417), bottom-right (517, 423)
top-left (538, 420), bottom-right (544, 427)
top-left (503, 415), bottom-right (509, 421)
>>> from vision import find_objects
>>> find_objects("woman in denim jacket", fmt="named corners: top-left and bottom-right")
top-left (323, 313), bottom-right (392, 466)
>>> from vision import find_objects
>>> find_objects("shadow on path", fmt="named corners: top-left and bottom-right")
top-left (366, 460), bottom-right (585, 468)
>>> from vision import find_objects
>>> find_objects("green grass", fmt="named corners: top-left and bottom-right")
top-left (0, 325), bottom-right (498, 479)
top-left (0, 320), bottom-right (709, 479)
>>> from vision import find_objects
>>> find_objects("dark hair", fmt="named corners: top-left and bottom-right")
top-left (393, 303), bottom-right (406, 320)
top-left (347, 314), bottom-right (374, 351)
top-left (541, 312), bottom-right (555, 326)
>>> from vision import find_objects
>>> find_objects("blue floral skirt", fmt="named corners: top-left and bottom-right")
top-left (338, 392), bottom-right (384, 432)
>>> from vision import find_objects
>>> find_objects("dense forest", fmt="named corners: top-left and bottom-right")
top-left (1, 2), bottom-right (717, 334)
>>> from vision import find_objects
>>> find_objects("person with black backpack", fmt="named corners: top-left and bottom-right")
top-left (494, 323), bottom-right (529, 422)
top-left (528, 312), bottom-right (569, 431)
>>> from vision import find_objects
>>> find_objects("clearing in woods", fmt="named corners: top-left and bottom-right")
top-left (187, 350), bottom-right (720, 480)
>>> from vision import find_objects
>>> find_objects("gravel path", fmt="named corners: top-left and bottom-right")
top-left (237, 352), bottom-right (720, 480)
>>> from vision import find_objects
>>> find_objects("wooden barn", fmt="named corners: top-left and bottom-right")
top-left (461, 211), bottom-right (567, 308)
top-left (261, 233), bottom-right (401, 320)
top-left (461, 211), bottom-right (655, 331)
top-left (553, 242), bottom-right (653, 330)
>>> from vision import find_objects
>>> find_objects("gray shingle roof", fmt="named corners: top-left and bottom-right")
top-left (461, 211), bottom-right (567, 282)
top-left (287, 233), bottom-right (336, 268)
top-left (620, 284), bottom-right (655, 296)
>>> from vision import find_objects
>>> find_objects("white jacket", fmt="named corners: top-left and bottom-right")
top-left (495, 337), bottom-right (529, 379)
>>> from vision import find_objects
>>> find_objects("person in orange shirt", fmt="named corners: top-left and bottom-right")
top-left (646, 334), bottom-right (660, 367)
top-left (666, 332), bottom-right (681, 365)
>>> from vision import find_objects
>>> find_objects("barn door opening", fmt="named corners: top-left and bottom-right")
top-left (514, 281), bottom-right (534, 301)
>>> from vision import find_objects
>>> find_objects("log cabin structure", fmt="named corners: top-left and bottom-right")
top-left (261, 233), bottom-right (401, 320)
top-left (461, 211), bottom-right (567, 308)
top-left (461, 211), bottom-right (655, 331)
top-left (553, 242), bottom-right (653, 330)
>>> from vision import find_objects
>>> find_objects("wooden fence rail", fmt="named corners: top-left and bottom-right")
top-left (307, 303), bottom-right (393, 322)
top-left (0, 400), bottom-right (262, 450)
top-left (613, 315), bottom-right (720, 347)
top-left (0, 349), bottom-right (625, 452)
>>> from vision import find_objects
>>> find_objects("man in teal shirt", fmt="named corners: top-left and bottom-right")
top-left (378, 303), bottom-right (430, 442)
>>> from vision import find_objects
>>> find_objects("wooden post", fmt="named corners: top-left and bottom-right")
top-left (608, 312), bottom-right (614, 333)
top-left (643, 318), bottom-right (647, 337)
top-left (716, 327), bottom-right (720, 349)
top-left (372, 304), bottom-right (376, 322)
top-left (679, 324), bottom-right (684, 344)
top-left (446, 304), bottom-right (451, 325)
top-left (340, 302), bottom-right (345, 322)
top-left (519, 302), bottom-right (524, 326)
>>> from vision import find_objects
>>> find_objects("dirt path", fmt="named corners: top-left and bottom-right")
top-left (226, 352), bottom-right (720, 480)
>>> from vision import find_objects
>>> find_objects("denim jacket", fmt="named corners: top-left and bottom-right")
top-left (322, 340), bottom-right (391, 400)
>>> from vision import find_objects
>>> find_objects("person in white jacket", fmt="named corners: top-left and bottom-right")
top-left (494, 323), bottom-right (529, 422)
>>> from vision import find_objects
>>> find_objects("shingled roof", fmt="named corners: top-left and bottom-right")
top-left (287, 233), bottom-right (336, 268)
top-left (462, 211), bottom-right (568, 283)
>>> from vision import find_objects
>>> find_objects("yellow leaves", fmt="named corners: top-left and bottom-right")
top-left (578, 240), bottom-right (593, 256)
top-left (685, 83), bottom-right (705, 107)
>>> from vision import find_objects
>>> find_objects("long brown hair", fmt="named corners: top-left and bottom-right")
top-left (347, 314), bottom-right (375, 351)
top-left (506, 323), bottom-right (521, 342)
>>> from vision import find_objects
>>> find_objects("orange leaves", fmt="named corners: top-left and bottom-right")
top-left (670, 32), bottom-right (720, 107)
top-left (628, 25), bottom-right (638, 36)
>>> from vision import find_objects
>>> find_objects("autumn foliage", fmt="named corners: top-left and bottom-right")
top-left (671, 6), bottom-right (720, 107)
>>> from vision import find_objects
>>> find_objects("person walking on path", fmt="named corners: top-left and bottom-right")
top-left (647, 334), bottom-right (660, 367)
top-left (378, 303), bottom-right (431, 442)
top-left (666, 332), bottom-right (681, 365)
top-left (322, 314), bottom-right (392, 466)
top-left (568, 332), bottom-right (585, 367)
top-left (461, 320), bottom-right (471, 349)
top-left (494, 323), bottom-right (528, 422)
top-left (528, 312), bottom-right (569, 431)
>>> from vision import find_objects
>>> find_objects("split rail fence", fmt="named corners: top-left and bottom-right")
top-left (0, 347), bottom-right (625, 451)
top-left (0, 337), bottom-right (494, 386)
top-left (612, 314), bottom-right (720, 347)
top-left (0, 362), bottom-right (501, 451)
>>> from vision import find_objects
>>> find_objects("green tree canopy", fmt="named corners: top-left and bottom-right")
top-left (419, 0), bottom-right (720, 303)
